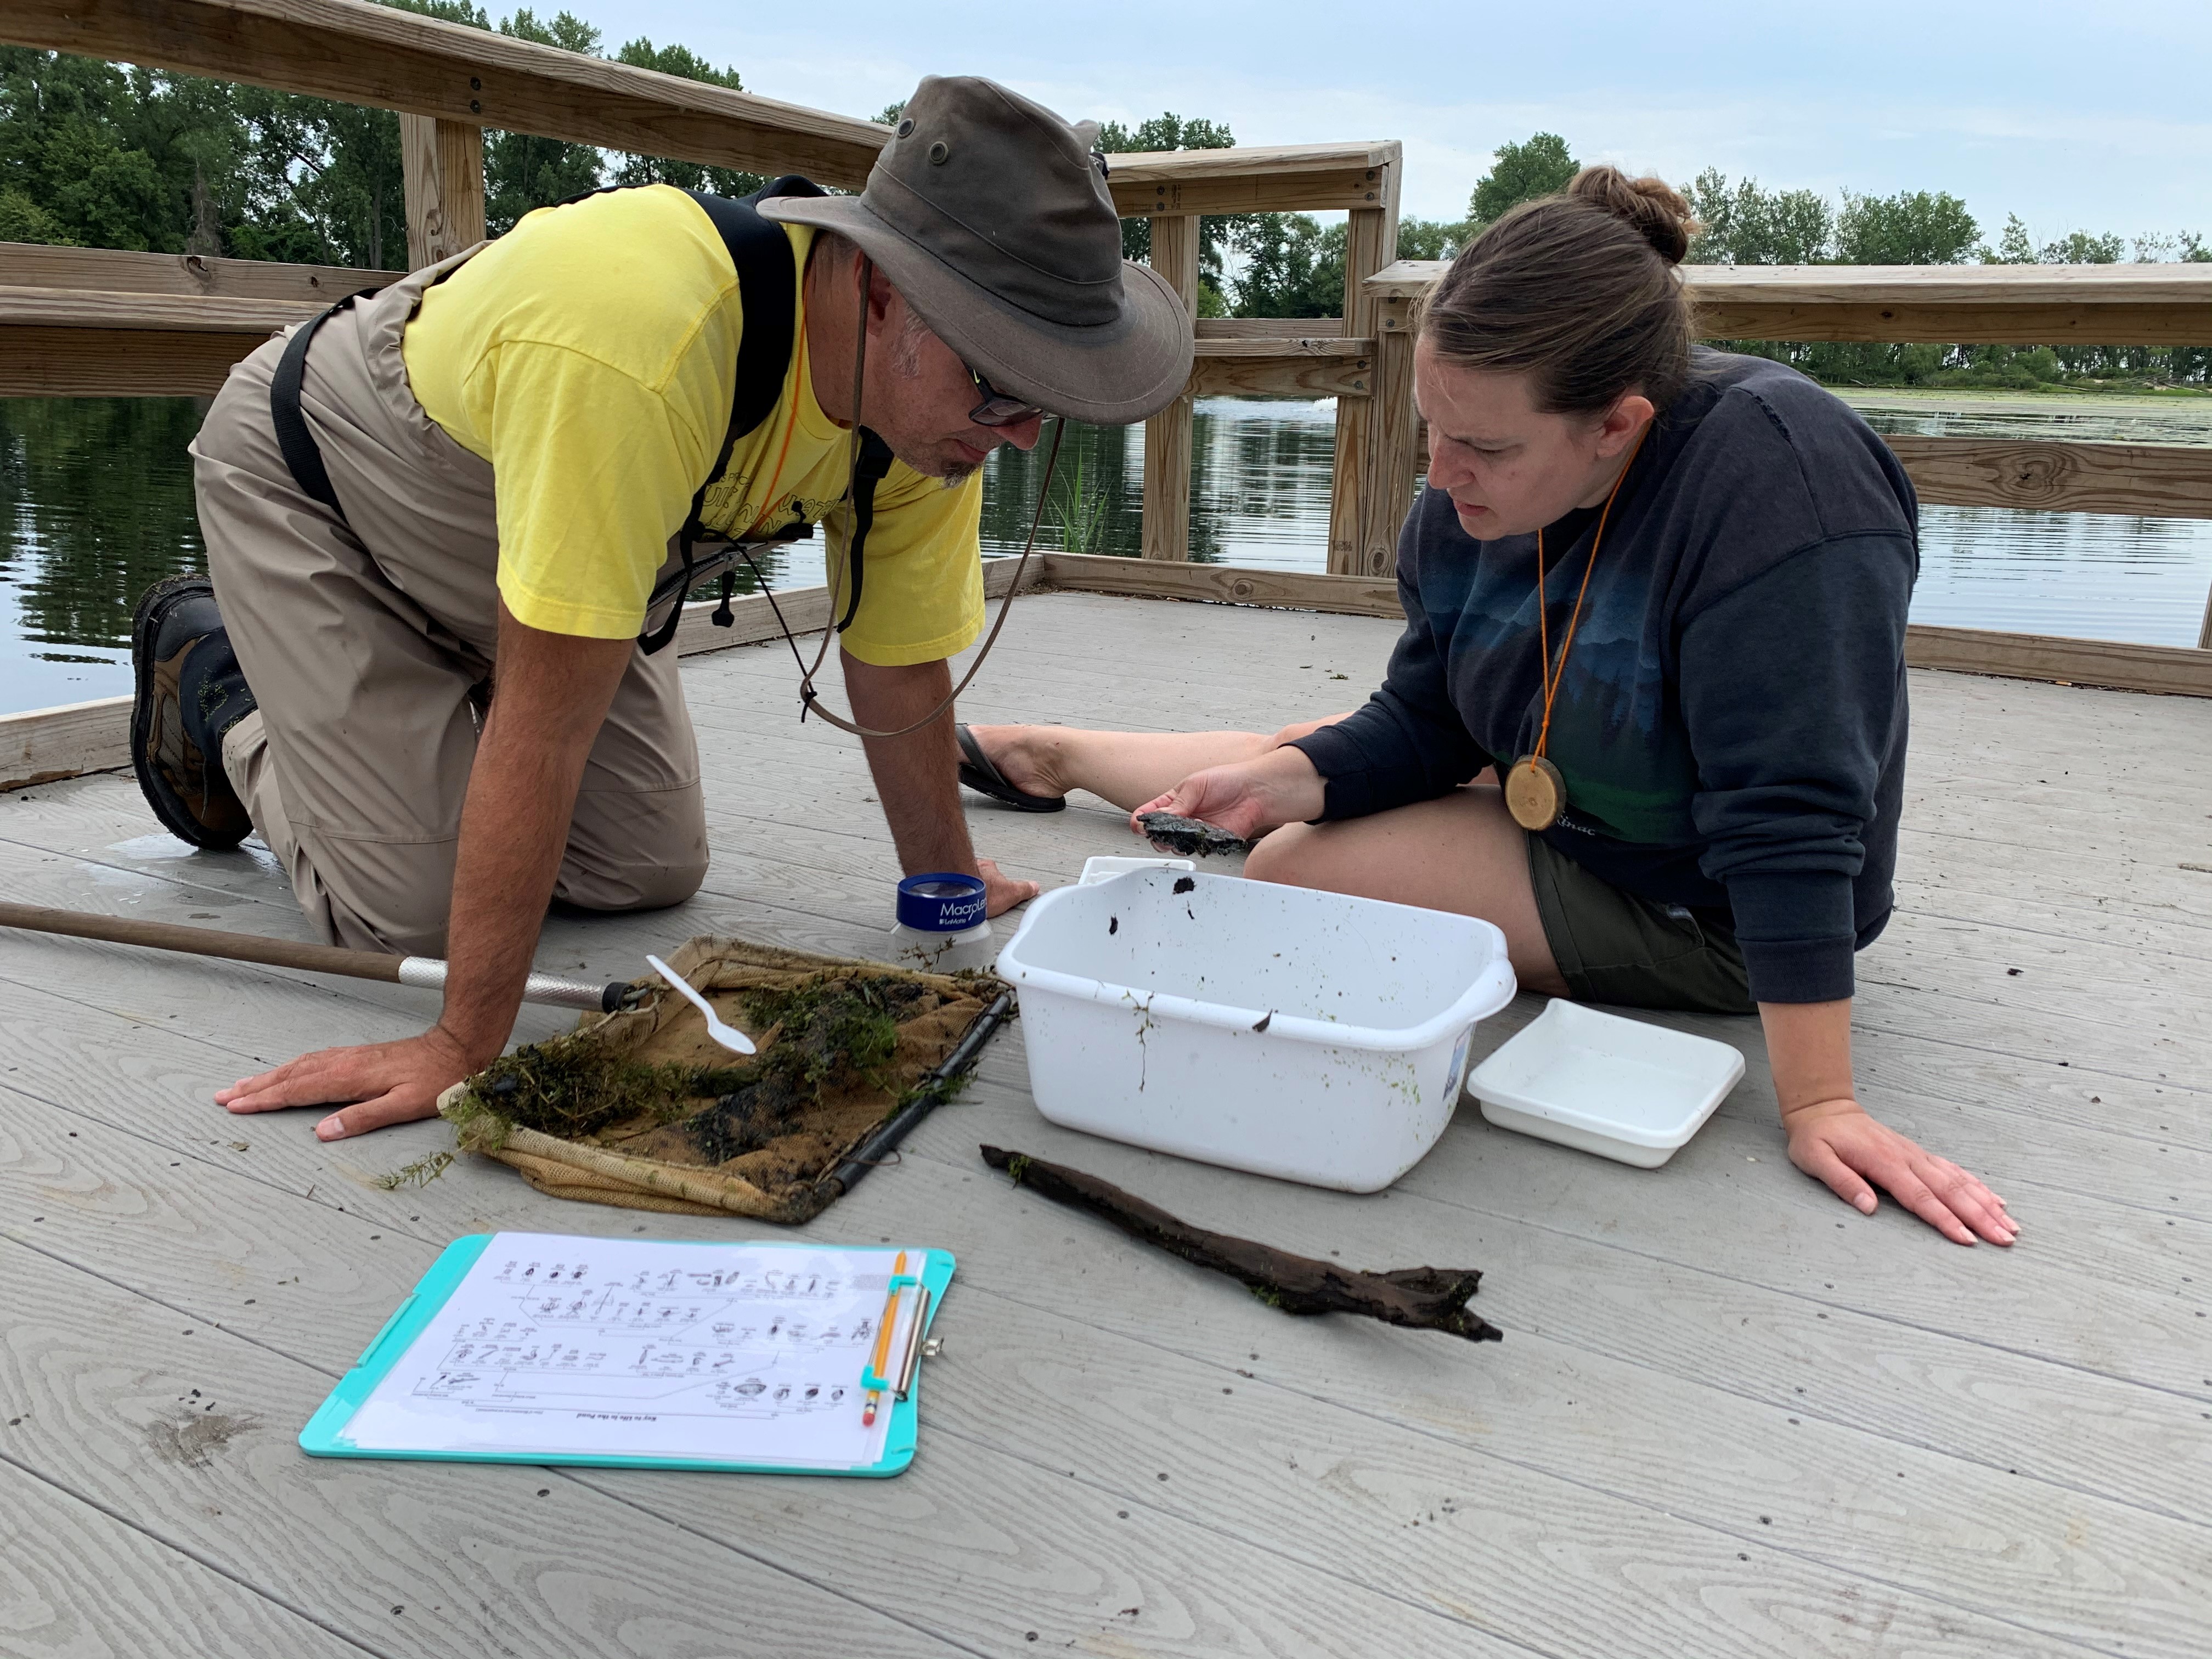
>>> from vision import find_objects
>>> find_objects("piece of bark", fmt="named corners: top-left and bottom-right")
top-left (1135, 811), bottom-right (1250, 858)
top-left (979, 1146), bottom-right (1501, 1343)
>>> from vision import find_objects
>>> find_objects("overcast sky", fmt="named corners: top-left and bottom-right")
top-left (577, 1), bottom-right (2209, 249)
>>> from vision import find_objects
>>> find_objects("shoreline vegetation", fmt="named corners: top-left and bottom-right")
top-left (1, 7), bottom-right (2207, 402)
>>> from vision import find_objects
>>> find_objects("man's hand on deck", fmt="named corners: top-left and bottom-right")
top-left (216, 1025), bottom-right (484, 1139)
top-left (216, 604), bottom-right (634, 1141)
top-left (1784, 1097), bottom-right (2017, 1246)
top-left (843, 648), bottom-right (1039, 917)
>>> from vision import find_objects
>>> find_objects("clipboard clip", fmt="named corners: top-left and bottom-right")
top-left (861, 1282), bottom-right (932, 1400)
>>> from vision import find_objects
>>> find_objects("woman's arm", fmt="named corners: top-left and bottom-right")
top-left (1762, 997), bottom-right (2016, 1246)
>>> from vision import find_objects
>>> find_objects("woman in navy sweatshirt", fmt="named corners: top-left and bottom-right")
top-left (961, 167), bottom-right (2011, 1249)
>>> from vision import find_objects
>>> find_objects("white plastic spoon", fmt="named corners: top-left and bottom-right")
top-left (644, 953), bottom-right (757, 1056)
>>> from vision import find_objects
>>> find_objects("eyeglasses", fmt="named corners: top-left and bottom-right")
top-left (967, 364), bottom-right (1043, 428)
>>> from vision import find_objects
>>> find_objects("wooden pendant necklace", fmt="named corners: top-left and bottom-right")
top-left (1504, 429), bottom-right (1649, 833)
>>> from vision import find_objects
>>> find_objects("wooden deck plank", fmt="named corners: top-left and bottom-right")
top-left (0, 1240), bottom-right (972, 1659)
top-left (0, 1459), bottom-right (375, 1659)
top-left (3, 589), bottom-right (2209, 1656)
top-left (0, 1064), bottom-right (2148, 1659)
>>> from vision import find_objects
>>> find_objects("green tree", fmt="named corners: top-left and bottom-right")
top-left (1229, 213), bottom-right (1341, 319)
top-left (1833, 189), bottom-right (1977, 264)
top-left (1683, 168), bottom-right (1831, 264)
top-left (1981, 212), bottom-right (2035, 264)
top-left (608, 39), bottom-right (763, 197)
top-left (2039, 228), bottom-right (2123, 264)
top-left (1097, 112), bottom-right (1239, 312)
top-left (483, 9), bottom-right (603, 232)
top-left (1468, 132), bottom-right (1576, 226)
top-left (1395, 216), bottom-right (1471, 261)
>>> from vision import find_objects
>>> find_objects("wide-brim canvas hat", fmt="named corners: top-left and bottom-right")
top-left (759, 76), bottom-right (1193, 425)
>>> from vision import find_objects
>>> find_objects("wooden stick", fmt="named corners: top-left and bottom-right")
top-left (978, 1146), bottom-right (1502, 1343)
top-left (0, 901), bottom-right (625, 1011)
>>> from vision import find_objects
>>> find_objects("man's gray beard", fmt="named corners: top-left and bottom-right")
top-left (940, 458), bottom-right (980, 486)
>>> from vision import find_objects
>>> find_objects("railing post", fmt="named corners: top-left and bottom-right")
top-left (400, 115), bottom-right (486, 270)
top-left (1327, 156), bottom-right (1400, 575)
top-left (1141, 213), bottom-right (1200, 561)
top-left (1363, 290), bottom-right (1418, 577)
top-left (2200, 582), bottom-right (2212, 651)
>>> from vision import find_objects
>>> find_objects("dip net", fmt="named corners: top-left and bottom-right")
top-left (426, 937), bottom-right (1009, 1223)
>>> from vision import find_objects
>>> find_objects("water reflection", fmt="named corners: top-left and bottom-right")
top-left (4, 392), bottom-right (2210, 714)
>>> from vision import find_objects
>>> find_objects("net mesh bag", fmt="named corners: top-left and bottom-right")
top-left (428, 936), bottom-right (1008, 1223)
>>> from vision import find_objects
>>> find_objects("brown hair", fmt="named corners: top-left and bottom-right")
top-left (1421, 165), bottom-right (1700, 416)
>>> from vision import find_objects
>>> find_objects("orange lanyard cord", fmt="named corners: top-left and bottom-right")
top-left (741, 332), bottom-right (810, 540)
top-left (1531, 425), bottom-right (1649, 763)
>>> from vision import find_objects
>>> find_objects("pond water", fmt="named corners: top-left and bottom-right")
top-left (4, 390), bottom-right (2209, 715)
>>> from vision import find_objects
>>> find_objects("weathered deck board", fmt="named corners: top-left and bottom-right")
top-left (0, 591), bottom-right (2207, 1658)
top-left (0, 1049), bottom-right (2151, 1659)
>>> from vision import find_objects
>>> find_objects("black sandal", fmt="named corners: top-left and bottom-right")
top-left (956, 723), bottom-right (1065, 812)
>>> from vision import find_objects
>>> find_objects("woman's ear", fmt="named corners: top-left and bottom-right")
top-left (1595, 392), bottom-right (1655, 455)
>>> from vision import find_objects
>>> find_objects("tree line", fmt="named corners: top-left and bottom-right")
top-left (2, 22), bottom-right (2206, 390)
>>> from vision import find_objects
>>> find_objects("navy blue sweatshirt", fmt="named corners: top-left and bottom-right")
top-left (1290, 350), bottom-right (1916, 1003)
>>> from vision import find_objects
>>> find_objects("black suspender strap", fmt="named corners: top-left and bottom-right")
top-left (837, 429), bottom-right (897, 634)
top-left (268, 286), bottom-right (383, 518)
top-left (638, 174), bottom-right (827, 656)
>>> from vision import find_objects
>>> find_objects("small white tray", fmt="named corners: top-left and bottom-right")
top-left (1077, 855), bottom-right (1195, 887)
top-left (1466, 1000), bottom-right (1744, 1169)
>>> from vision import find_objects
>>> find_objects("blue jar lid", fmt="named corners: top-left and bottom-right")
top-left (896, 872), bottom-right (988, 933)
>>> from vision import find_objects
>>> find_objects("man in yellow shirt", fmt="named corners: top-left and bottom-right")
top-left (127, 77), bottom-right (1190, 1139)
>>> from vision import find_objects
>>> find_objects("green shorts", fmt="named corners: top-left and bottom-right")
top-left (1526, 835), bottom-right (1757, 1016)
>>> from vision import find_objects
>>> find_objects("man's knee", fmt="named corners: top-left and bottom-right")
top-left (555, 850), bottom-right (708, 915)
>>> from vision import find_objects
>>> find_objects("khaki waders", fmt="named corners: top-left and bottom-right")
top-left (190, 251), bottom-right (709, 957)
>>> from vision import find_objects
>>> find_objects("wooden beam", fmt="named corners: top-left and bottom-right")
top-left (1365, 258), bottom-right (2212, 345)
top-left (1188, 353), bottom-right (1372, 401)
top-left (1885, 436), bottom-right (2212, 520)
top-left (0, 324), bottom-right (262, 395)
top-left (1040, 553), bottom-right (1402, 619)
top-left (1363, 293), bottom-right (1419, 575)
top-left (0, 285), bottom-right (306, 394)
top-left (399, 114), bottom-right (484, 270)
top-left (0, 696), bottom-right (131, 792)
top-left (1141, 215), bottom-right (1200, 563)
top-left (1107, 142), bottom-right (1398, 217)
top-left (0, 286), bottom-right (316, 332)
top-left (1195, 317), bottom-right (1347, 340)
top-left (1328, 164), bottom-right (1399, 576)
top-left (0, 0), bottom-right (889, 188)
top-left (1187, 334), bottom-right (1372, 398)
top-left (0, 241), bottom-right (396, 301)
top-left (1904, 624), bottom-right (2212, 697)
top-left (1698, 302), bottom-right (2212, 346)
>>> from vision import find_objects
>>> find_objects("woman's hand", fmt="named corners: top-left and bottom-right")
top-left (1131, 747), bottom-right (1328, 844)
top-left (1784, 1097), bottom-right (2017, 1246)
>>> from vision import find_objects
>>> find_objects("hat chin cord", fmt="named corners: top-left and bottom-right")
top-left (744, 254), bottom-right (1065, 741)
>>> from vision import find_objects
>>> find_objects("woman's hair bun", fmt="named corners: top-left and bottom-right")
top-left (1566, 165), bottom-right (1696, 265)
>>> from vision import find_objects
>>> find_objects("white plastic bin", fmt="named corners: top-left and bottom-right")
top-left (994, 870), bottom-right (1517, 1192)
top-left (1466, 998), bottom-right (1744, 1167)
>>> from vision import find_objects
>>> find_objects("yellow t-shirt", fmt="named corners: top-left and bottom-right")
top-left (400, 184), bottom-right (984, 666)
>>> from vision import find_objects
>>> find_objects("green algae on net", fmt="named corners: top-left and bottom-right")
top-left (378, 962), bottom-right (1005, 1204)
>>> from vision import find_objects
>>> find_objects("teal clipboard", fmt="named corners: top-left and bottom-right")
top-left (300, 1234), bottom-right (953, 1477)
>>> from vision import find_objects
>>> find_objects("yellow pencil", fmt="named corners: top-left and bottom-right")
top-left (861, 1250), bottom-right (906, 1427)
